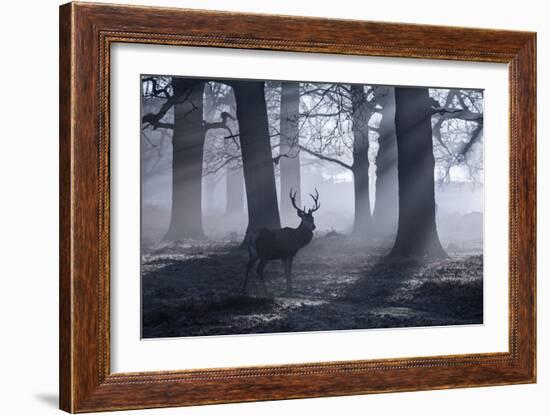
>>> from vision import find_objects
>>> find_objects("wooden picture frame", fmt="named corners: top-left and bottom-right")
top-left (59, 2), bottom-right (536, 412)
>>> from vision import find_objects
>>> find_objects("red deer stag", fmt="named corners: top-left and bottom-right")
top-left (242, 188), bottom-right (320, 294)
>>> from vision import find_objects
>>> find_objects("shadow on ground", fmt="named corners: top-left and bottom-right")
top-left (141, 233), bottom-right (483, 338)
top-left (34, 393), bottom-right (58, 408)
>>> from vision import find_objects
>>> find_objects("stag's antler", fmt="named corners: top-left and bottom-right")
top-left (289, 188), bottom-right (305, 216)
top-left (308, 188), bottom-right (320, 214)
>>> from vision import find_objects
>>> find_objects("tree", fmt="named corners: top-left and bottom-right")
top-left (390, 87), bottom-right (446, 258)
top-left (279, 81), bottom-right (302, 222)
top-left (197, 79), bottom-right (281, 241)
top-left (298, 83), bottom-right (375, 236)
top-left (225, 153), bottom-right (245, 215)
top-left (350, 84), bottom-right (373, 235)
top-left (142, 78), bottom-right (234, 241)
top-left (431, 89), bottom-right (484, 185)
top-left (200, 83), bottom-right (245, 215)
top-left (231, 80), bottom-right (281, 241)
top-left (371, 86), bottom-right (399, 237)
top-left (140, 96), bottom-right (172, 182)
top-left (163, 79), bottom-right (207, 240)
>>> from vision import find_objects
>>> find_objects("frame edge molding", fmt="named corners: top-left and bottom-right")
top-left (59, 2), bottom-right (537, 412)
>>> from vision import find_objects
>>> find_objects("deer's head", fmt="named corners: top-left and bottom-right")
top-left (290, 188), bottom-right (321, 231)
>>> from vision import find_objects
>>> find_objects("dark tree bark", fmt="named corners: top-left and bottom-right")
top-left (350, 84), bottom-right (373, 236)
top-left (372, 86), bottom-right (399, 237)
top-left (391, 87), bottom-right (446, 258)
top-left (279, 81), bottom-right (302, 222)
top-left (164, 79), bottom-right (206, 241)
top-left (232, 81), bottom-right (281, 241)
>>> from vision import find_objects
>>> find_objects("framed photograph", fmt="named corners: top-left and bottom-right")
top-left (59, 2), bottom-right (536, 412)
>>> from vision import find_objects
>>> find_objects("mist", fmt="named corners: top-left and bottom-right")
top-left (141, 81), bottom-right (483, 248)
top-left (140, 77), bottom-right (484, 338)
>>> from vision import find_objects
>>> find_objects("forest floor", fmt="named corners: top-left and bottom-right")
top-left (141, 232), bottom-right (483, 338)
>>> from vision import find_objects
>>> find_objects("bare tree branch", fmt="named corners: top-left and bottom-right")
top-left (298, 144), bottom-right (352, 170)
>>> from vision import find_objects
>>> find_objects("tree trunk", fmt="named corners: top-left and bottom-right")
top-left (279, 81), bottom-right (302, 223)
top-left (225, 163), bottom-right (244, 214)
top-left (351, 162), bottom-right (371, 235)
top-left (350, 84), bottom-right (373, 236)
top-left (203, 173), bottom-right (216, 215)
top-left (391, 87), bottom-right (446, 258)
top-left (232, 81), bottom-right (281, 242)
top-left (164, 80), bottom-right (206, 241)
top-left (372, 86), bottom-right (399, 237)
top-left (213, 86), bottom-right (245, 215)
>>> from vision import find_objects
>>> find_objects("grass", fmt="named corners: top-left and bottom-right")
top-left (141, 235), bottom-right (483, 338)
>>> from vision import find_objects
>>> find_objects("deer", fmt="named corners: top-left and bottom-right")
top-left (242, 188), bottom-right (320, 295)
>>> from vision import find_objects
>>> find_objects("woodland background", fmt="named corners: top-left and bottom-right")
top-left (140, 78), bottom-right (484, 337)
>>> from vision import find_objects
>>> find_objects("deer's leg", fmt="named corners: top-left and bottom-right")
top-left (243, 258), bottom-right (258, 294)
top-left (257, 259), bottom-right (268, 294)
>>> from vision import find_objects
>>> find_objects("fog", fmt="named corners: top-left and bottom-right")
top-left (141, 79), bottom-right (483, 249)
top-left (140, 78), bottom-right (484, 338)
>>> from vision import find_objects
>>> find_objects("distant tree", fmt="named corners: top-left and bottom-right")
top-left (200, 83), bottom-right (245, 215)
top-left (371, 86), bottom-right (399, 237)
top-left (431, 89), bottom-right (484, 186)
top-left (349, 84), bottom-right (373, 235)
top-left (223, 108), bottom-right (245, 215)
top-left (141, 78), bottom-right (207, 240)
top-left (165, 80), bottom-right (207, 240)
top-left (140, 97), bottom-right (172, 182)
top-left (279, 81), bottom-right (302, 222)
top-left (142, 77), bottom-right (233, 241)
top-left (298, 83), bottom-right (376, 237)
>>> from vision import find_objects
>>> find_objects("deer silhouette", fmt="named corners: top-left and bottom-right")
top-left (242, 188), bottom-right (320, 295)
